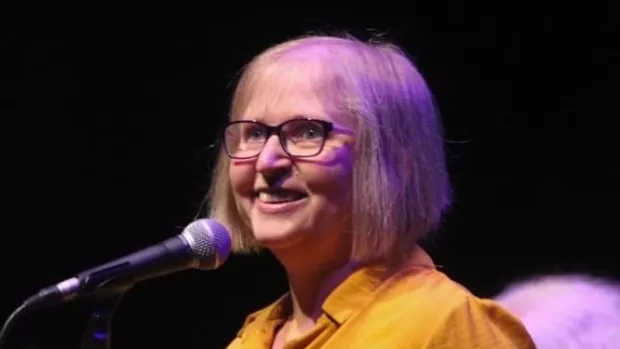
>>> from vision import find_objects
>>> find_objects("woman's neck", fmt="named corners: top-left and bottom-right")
top-left (271, 244), bottom-right (358, 333)
top-left (286, 259), bottom-right (358, 331)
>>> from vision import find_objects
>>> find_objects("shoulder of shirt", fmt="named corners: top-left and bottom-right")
top-left (375, 268), bottom-right (477, 315)
top-left (363, 269), bottom-right (536, 348)
top-left (403, 270), bottom-right (536, 348)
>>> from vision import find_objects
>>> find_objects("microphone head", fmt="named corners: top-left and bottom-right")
top-left (181, 219), bottom-right (232, 270)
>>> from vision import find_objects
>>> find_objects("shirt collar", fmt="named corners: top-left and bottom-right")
top-left (236, 293), bottom-right (291, 340)
top-left (238, 245), bottom-right (436, 337)
top-left (322, 245), bottom-right (436, 325)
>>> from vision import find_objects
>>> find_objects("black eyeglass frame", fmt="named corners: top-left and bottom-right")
top-left (222, 118), bottom-right (335, 159)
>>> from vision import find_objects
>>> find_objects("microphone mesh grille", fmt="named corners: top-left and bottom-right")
top-left (183, 219), bottom-right (231, 270)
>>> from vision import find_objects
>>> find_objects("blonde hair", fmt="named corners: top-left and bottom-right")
top-left (207, 34), bottom-right (452, 267)
top-left (495, 274), bottom-right (620, 348)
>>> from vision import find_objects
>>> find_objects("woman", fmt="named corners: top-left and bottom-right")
top-left (208, 34), bottom-right (535, 348)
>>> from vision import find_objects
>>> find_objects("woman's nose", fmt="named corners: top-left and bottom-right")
top-left (255, 135), bottom-right (292, 174)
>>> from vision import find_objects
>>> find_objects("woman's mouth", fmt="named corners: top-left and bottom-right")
top-left (254, 189), bottom-right (308, 213)
top-left (257, 190), bottom-right (306, 203)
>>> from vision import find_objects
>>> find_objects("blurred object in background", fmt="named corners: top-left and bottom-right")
top-left (495, 274), bottom-right (620, 349)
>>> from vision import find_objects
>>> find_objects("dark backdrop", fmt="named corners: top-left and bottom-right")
top-left (1, 6), bottom-right (617, 349)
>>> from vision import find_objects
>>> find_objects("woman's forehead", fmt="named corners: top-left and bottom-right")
top-left (237, 61), bottom-right (355, 128)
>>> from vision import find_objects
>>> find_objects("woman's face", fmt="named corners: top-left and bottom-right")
top-left (228, 71), bottom-right (355, 254)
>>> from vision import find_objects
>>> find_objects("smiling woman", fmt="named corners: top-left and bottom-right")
top-left (206, 34), bottom-right (536, 349)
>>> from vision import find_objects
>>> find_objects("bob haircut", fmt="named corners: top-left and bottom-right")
top-left (207, 34), bottom-right (452, 267)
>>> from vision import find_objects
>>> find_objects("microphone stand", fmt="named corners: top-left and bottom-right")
top-left (79, 278), bottom-right (133, 349)
top-left (0, 279), bottom-right (133, 349)
top-left (80, 292), bottom-right (126, 349)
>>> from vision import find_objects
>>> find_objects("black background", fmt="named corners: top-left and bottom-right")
top-left (1, 5), bottom-right (617, 349)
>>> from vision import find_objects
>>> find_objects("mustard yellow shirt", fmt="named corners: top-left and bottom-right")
top-left (227, 251), bottom-right (536, 349)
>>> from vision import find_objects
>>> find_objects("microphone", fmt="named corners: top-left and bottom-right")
top-left (22, 218), bottom-right (232, 311)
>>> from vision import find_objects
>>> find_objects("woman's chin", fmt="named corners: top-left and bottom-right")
top-left (253, 229), bottom-right (305, 250)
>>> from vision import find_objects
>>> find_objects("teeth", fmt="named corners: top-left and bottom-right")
top-left (258, 191), bottom-right (304, 203)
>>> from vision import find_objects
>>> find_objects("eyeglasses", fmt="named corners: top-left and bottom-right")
top-left (223, 118), bottom-right (334, 159)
